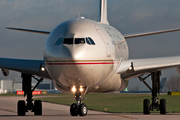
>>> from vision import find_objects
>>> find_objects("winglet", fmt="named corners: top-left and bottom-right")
top-left (99, 0), bottom-right (109, 25)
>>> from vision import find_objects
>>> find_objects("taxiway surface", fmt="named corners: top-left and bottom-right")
top-left (0, 96), bottom-right (179, 120)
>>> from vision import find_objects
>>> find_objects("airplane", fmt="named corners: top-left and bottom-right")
top-left (2, 0), bottom-right (180, 116)
top-left (121, 77), bottom-right (167, 93)
top-left (160, 78), bottom-right (167, 92)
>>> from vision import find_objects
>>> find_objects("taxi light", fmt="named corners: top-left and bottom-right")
top-left (72, 86), bottom-right (76, 92)
top-left (128, 66), bottom-right (132, 70)
top-left (79, 86), bottom-right (83, 92)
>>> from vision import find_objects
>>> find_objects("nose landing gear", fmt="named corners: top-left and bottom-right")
top-left (70, 86), bottom-right (88, 116)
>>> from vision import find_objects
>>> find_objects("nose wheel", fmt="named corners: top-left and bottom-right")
top-left (70, 103), bottom-right (87, 116)
top-left (70, 86), bottom-right (88, 116)
top-left (70, 103), bottom-right (78, 116)
top-left (78, 103), bottom-right (88, 116)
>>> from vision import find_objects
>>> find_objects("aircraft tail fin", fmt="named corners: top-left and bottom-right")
top-left (160, 77), bottom-right (167, 92)
top-left (99, 0), bottom-right (109, 25)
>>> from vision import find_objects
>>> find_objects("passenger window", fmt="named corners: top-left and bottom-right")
top-left (63, 38), bottom-right (73, 44)
top-left (88, 37), bottom-right (95, 45)
top-left (55, 37), bottom-right (63, 45)
top-left (86, 38), bottom-right (91, 45)
top-left (75, 38), bottom-right (85, 44)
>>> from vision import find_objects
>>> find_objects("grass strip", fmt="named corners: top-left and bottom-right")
top-left (34, 93), bottom-right (180, 113)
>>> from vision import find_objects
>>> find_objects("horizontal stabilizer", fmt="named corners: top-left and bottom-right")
top-left (6, 27), bottom-right (50, 35)
top-left (160, 78), bottom-right (167, 92)
top-left (123, 28), bottom-right (180, 39)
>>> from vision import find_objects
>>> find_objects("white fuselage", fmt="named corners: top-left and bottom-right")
top-left (44, 18), bottom-right (129, 93)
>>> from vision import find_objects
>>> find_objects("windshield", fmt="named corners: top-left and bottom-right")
top-left (63, 38), bottom-right (73, 44)
top-left (75, 38), bottom-right (85, 44)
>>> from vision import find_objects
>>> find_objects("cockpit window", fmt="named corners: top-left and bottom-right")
top-left (61, 37), bottom-right (95, 45)
top-left (87, 37), bottom-right (95, 45)
top-left (63, 38), bottom-right (73, 44)
top-left (86, 38), bottom-right (91, 45)
top-left (55, 37), bottom-right (63, 45)
top-left (75, 38), bottom-right (85, 44)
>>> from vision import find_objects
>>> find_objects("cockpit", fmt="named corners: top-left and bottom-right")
top-left (75, 38), bottom-right (85, 44)
top-left (55, 37), bottom-right (96, 45)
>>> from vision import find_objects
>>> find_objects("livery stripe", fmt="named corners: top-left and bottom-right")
top-left (46, 62), bottom-right (119, 65)
top-left (46, 60), bottom-right (114, 62)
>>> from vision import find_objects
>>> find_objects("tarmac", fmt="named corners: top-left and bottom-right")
top-left (0, 96), bottom-right (180, 120)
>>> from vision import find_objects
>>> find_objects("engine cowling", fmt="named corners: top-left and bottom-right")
top-left (1, 69), bottom-right (9, 76)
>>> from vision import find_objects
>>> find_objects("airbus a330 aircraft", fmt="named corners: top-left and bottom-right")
top-left (2, 0), bottom-right (180, 116)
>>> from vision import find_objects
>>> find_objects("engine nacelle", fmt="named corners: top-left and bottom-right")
top-left (1, 69), bottom-right (9, 76)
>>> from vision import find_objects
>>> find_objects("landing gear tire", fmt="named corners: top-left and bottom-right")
top-left (70, 103), bottom-right (78, 116)
top-left (160, 99), bottom-right (166, 114)
top-left (17, 100), bottom-right (26, 116)
top-left (143, 99), bottom-right (150, 114)
top-left (139, 72), bottom-right (167, 114)
top-left (79, 103), bottom-right (88, 116)
top-left (34, 100), bottom-right (42, 115)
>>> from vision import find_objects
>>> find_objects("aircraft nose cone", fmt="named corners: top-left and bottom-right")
top-left (62, 45), bottom-right (85, 61)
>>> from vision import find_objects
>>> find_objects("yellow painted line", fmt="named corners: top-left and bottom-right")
top-left (0, 108), bottom-right (16, 113)
top-left (111, 114), bottom-right (137, 119)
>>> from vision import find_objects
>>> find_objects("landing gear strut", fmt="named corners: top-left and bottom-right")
top-left (138, 71), bottom-right (166, 114)
top-left (17, 73), bottom-right (43, 116)
top-left (70, 86), bottom-right (88, 116)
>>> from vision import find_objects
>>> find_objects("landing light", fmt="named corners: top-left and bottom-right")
top-left (128, 66), bottom-right (132, 70)
top-left (72, 86), bottom-right (76, 92)
top-left (71, 86), bottom-right (84, 93)
top-left (41, 67), bottom-right (45, 71)
top-left (79, 86), bottom-right (83, 92)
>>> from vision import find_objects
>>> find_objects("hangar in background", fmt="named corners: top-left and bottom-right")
top-left (0, 79), bottom-right (55, 94)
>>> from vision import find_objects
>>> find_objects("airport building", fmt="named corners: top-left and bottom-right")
top-left (0, 79), bottom-right (55, 94)
top-left (0, 80), bottom-right (13, 94)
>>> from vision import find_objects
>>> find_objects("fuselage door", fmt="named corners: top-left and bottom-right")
top-left (96, 29), bottom-right (111, 57)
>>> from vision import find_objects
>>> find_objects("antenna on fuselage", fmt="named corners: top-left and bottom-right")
top-left (78, 13), bottom-right (81, 18)
top-left (99, 0), bottom-right (109, 25)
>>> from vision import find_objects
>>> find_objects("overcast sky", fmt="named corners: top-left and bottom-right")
top-left (1, 0), bottom-right (180, 90)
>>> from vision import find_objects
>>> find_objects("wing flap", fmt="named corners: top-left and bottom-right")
top-left (117, 56), bottom-right (180, 80)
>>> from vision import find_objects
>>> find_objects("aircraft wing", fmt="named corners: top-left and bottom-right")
top-left (123, 28), bottom-right (180, 39)
top-left (117, 56), bottom-right (180, 80)
top-left (0, 57), bottom-right (52, 79)
top-left (6, 27), bottom-right (50, 35)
